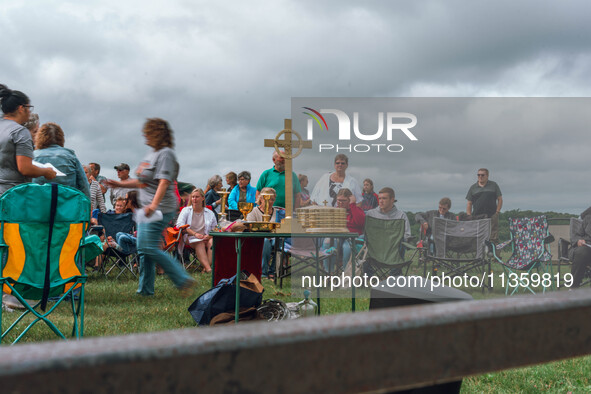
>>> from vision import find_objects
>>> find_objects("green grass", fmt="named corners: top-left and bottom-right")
top-left (1, 261), bottom-right (589, 392)
top-left (463, 356), bottom-right (591, 393)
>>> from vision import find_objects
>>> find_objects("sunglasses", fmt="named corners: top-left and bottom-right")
top-left (477, 174), bottom-right (487, 177)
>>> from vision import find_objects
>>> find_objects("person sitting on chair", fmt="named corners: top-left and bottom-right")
top-left (323, 188), bottom-right (365, 273)
top-left (108, 192), bottom-right (140, 255)
top-left (358, 178), bottom-right (378, 212)
top-left (107, 197), bottom-right (127, 214)
top-left (571, 207), bottom-right (591, 288)
top-left (205, 174), bottom-right (223, 213)
top-left (32, 122), bottom-right (90, 198)
top-left (225, 171), bottom-right (237, 194)
top-left (366, 187), bottom-right (411, 241)
top-left (247, 187), bottom-right (280, 279)
top-left (176, 188), bottom-right (217, 273)
top-left (124, 190), bottom-right (139, 213)
top-left (298, 174), bottom-right (312, 207)
top-left (415, 197), bottom-right (455, 238)
top-left (228, 171), bottom-right (257, 210)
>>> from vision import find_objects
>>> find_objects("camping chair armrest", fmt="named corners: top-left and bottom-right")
top-left (532, 234), bottom-right (555, 261)
top-left (79, 234), bottom-right (104, 264)
top-left (494, 240), bottom-right (512, 251)
top-left (558, 237), bottom-right (571, 262)
top-left (355, 244), bottom-right (368, 264)
top-left (485, 240), bottom-right (504, 264)
top-left (177, 224), bottom-right (190, 231)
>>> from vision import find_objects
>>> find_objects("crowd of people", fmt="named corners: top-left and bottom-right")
top-left (1, 82), bottom-right (590, 298)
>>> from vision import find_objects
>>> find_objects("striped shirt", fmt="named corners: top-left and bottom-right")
top-left (89, 180), bottom-right (106, 213)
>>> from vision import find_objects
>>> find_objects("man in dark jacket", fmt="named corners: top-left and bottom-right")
top-left (415, 197), bottom-right (455, 238)
top-left (571, 208), bottom-right (591, 288)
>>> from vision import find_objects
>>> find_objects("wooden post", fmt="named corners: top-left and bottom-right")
top-left (263, 119), bottom-right (312, 233)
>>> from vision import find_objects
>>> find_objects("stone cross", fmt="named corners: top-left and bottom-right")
top-left (263, 119), bottom-right (312, 232)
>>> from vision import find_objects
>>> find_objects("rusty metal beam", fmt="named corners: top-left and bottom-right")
top-left (1, 289), bottom-right (591, 393)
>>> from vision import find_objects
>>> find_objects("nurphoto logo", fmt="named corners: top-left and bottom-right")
top-left (302, 107), bottom-right (418, 153)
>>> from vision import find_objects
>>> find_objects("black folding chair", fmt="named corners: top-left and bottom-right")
top-left (421, 217), bottom-right (491, 291)
top-left (357, 217), bottom-right (417, 280)
top-left (98, 212), bottom-right (138, 278)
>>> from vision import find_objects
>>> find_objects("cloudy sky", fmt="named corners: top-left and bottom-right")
top-left (2, 1), bottom-right (590, 213)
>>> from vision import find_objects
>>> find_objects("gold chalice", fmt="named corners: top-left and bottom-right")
top-left (238, 202), bottom-right (254, 220)
top-left (217, 188), bottom-right (230, 222)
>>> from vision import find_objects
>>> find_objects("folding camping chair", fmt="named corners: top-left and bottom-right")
top-left (98, 212), bottom-right (137, 278)
top-left (356, 216), bottom-right (417, 280)
top-left (419, 217), bottom-right (492, 290)
top-left (489, 216), bottom-right (554, 295)
top-left (558, 218), bottom-right (591, 288)
top-left (162, 224), bottom-right (201, 271)
top-left (277, 237), bottom-right (335, 288)
top-left (0, 183), bottom-right (89, 344)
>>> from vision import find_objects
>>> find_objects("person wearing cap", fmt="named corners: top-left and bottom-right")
top-left (110, 163), bottom-right (135, 206)
top-left (366, 187), bottom-right (411, 241)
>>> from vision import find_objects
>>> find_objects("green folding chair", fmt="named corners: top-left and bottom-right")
top-left (358, 216), bottom-right (416, 279)
top-left (0, 183), bottom-right (91, 344)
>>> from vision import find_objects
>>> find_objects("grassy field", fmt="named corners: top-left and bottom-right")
top-left (1, 259), bottom-right (590, 392)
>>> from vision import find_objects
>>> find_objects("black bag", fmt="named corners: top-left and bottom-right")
top-left (188, 271), bottom-right (264, 326)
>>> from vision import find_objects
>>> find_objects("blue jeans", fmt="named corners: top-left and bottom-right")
top-left (262, 238), bottom-right (275, 277)
top-left (116, 232), bottom-right (137, 254)
top-left (136, 211), bottom-right (191, 295)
